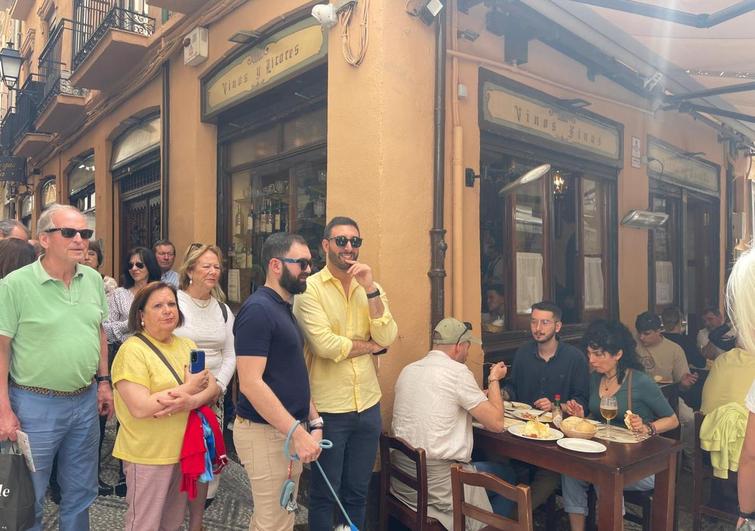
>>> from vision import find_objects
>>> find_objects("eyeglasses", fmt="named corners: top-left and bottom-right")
top-left (45, 227), bottom-right (94, 239)
top-left (129, 262), bottom-right (145, 270)
top-left (456, 321), bottom-right (473, 345)
top-left (276, 257), bottom-right (312, 270)
top-left (328, 236), bottom-right (363, 248)
top-left (157, 251), bottom-right (175, 257)
top-left (530, 318), bottom-right (555, 327)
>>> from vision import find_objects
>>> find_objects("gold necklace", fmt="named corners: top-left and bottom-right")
top-left (189, 293), bottom-right (212, 309)
top-left (601, 372), bottom-right (618, 391)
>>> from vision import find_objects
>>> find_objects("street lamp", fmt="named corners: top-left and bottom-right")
top-left (0, 43), bottom-right (23, 90)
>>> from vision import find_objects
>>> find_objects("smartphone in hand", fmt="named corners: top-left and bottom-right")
top-left (190, 349), bottom-right (205, 374)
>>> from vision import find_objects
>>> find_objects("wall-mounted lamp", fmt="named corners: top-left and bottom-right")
top-left (552, 170), bottom-right (567, 197)
top-left (228, 30), bottom-right (261, 44)
top-left (621, 209), bottom-right (668, 229)
top-left (465, 168), bottom-right (479, 187)
top-left (0, 42), bottom-right (23, 90)
top-left (498, 164), bottom-right (551, 196)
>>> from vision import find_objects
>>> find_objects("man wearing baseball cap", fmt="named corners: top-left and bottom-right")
top-left (391, 318), bottom-right (517, 529)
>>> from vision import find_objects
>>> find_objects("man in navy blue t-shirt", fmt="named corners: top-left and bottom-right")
top-left (233, 232), bottom-right (323, 530)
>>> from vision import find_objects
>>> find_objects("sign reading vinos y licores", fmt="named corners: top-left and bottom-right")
top-left (202, 19), bottom-right (327, 119)
top-left (479, 70), bottom-right (622, 166)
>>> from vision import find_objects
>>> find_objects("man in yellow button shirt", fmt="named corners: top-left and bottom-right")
top-left (293, 216), bottom-right (398, 531)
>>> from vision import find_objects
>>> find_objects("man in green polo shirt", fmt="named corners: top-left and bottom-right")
top-left (0, 204), bottom-right (113, 531)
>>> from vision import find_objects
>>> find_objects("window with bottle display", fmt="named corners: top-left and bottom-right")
top-left (225, 106), bottom-right (326, 304)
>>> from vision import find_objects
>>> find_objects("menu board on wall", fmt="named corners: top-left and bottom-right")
top-left (655, 261), bottom-right (674, 305)
top-left (584, 257), bottom-right (604, 310)
top-left (516, 252), bottom-right (543, 314)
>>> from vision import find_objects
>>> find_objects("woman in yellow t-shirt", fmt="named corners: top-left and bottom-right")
top-left (112, 281), bottom-right (219, 531)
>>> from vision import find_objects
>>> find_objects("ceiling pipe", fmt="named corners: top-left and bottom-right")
top-left (664, 81), bottom-right (755, 103)
top-left (566, 0), bottom-right (755, 28)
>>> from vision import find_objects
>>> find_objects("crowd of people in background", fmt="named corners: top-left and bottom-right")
top-left (1, 205), bottom-right (755, 531)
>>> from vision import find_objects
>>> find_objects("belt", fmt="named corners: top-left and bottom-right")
top-left (10, 380), bottom-right (93, 397)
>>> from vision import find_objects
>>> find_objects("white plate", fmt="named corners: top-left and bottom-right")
top-left (508, 401), bottom-right (530, 410)
top-left (557, 438), bottom-right (607, 453)
top-left (512, 409), bottom-right (548, 422)
top-left (508, 423), bottom-right (564, 441)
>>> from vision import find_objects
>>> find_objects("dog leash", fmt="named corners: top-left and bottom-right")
top-left (283, 420), bottom-right (358, 531)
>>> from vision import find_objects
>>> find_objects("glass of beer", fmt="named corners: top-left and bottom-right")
top-left (600, 396), bottom-right (618, 438)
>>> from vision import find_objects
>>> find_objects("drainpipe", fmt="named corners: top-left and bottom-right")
top-left (450, 2), bottom-right (463, 318)
top-left (161, 60), bottom-right (170, 239)
top-left (429, 10), bottom-right (448, 330)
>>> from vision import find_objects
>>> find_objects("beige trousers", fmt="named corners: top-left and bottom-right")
top-left (123, 461), bottom-right (187, 531)
top-left (233, 417), bottom-right (303, 531)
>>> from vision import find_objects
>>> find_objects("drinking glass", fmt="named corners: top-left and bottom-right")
top-left (600, 396), bottom-right (618, 438)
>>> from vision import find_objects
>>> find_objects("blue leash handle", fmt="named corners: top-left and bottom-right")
top-left (283, 421), bottom-right (358, 531)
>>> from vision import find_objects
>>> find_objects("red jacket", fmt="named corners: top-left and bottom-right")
top-left (179, 405), bottom-right (228, 499)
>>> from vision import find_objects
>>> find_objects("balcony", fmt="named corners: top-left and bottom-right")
top-left (11, 75), bottom-right (53, 159)
top-left (148, 0), bottom-right (205, 14)
top-left (1, 108), bottom-right (17, 152)
top-left (36, 21), bottom-right (88, 133)
top-left (70, 3), bottom-right (155, 91)
top-left (9, 0), bottom-right (35, 21)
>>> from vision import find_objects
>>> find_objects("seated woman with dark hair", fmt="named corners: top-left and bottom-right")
top-left (561, 320), bottom-right (679, 531)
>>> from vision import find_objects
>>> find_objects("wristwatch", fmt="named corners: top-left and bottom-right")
top-left (96, 375), bottom-right (112, 384)
top-left (309, 416), bottom-right (324, 430)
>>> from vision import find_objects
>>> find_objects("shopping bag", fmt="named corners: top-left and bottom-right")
top-left (0, 441), bottom-right (35, 531)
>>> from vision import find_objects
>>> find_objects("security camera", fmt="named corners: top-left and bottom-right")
top-left (311, 4), bottom-right (338, 28)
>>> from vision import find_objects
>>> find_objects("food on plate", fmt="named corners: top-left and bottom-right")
top-left (624, 409), bottom-right (636, 430)
top-left (522, 419), bottom-right (550, 438)
top-left (561, 416), bottom-right (596, 434)
top-left (520, 411), bottom-right (539, 420)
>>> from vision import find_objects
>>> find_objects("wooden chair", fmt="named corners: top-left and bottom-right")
top-left (378, 433), bottom-right (444, 531)
top-left (450, 464), bottom-right (533, 531)
top-left (692, 411), bottom-right (739, 531)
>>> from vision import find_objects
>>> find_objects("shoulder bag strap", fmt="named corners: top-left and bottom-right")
top-left (135, 333), bottom-right (183, 385)
top-left (219, 302), bottom-right (228, 323)
top-left (626, 368), bottom-right (633, 412)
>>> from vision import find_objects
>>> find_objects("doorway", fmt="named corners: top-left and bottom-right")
top-left (649, 185), bottom-right (719, 331)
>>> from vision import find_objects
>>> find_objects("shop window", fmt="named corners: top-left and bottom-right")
top-left (21, 195), bottom-right (33, 228)
top-left (225, 109), bottom-right (326, 305)
top-left (480, 153), bottom-right (613, 332)
top-left (40, 179), bottom-right (57, 211)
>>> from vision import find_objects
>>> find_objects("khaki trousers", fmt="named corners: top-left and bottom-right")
top-left (234, 418), bottom-right (303, 531)
top-left (123, 461), bottom-right (187, 531)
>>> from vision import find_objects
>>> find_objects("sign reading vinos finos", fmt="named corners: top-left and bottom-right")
top-left (202, 19), bottom-right (327, 120)
top-left (479, 70), bottom-right (623, 167)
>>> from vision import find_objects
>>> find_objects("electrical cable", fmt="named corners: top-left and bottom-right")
top-left (340, 0), bottom-right (369, 67)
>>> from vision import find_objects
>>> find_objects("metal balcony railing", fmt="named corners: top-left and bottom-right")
top-left (1, 107), bottom-right (17, 151)
top-left (38, 20), bottom-right (88, 114)
top-left (12, 75), bottom-right (45, 146)
top-left (72, 1), bottom-right (155, 72)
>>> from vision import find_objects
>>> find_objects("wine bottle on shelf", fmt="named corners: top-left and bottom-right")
top-left (274, 201), bottom-right (281, 232)
top-left (234, 204), bottom-right (242, 235)
top-left (247, 205), bottom-right (254, 234)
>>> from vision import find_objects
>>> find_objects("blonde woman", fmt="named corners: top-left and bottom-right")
top-left (175, 243), bottom-right (236, 530)
top-left (726, 248), bottom-right (755, 531)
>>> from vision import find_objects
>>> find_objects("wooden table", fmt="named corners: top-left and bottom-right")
top-left (474, 427), bottom-right (682, 531)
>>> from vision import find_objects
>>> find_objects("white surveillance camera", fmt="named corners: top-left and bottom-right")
top-left (312, 4), bottom-right (338, 28)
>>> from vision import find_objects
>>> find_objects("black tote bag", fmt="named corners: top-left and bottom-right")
top-left (0, 441), bottom-right (35, 531)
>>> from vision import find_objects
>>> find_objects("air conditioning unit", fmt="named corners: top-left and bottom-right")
top-left (184, 26), bottom-right (208, 67)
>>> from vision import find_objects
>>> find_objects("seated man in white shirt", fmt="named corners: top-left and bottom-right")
top-left (391, 318), bottom-right (516, 530)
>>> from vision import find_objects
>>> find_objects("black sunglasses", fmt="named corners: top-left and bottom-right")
top-left (45, 227), bottom-right (94, 239)
top-left (456, 321), bottom-right (473, 345)
top-left (129, 261), bottom-right (145, 270)
top-left (328, 236), bottom-right (363, 248)
top-left (276, 257), bottom-right (312, 270)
